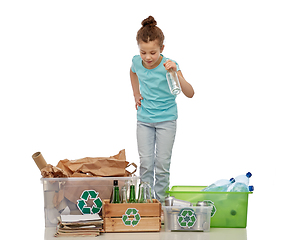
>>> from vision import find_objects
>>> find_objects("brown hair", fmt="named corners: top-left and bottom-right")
top-left (136, 16), bottom-right (165, 48)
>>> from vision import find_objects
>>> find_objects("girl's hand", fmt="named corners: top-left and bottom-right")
top-left (163, 60), bottom-right (177, 72)
top-left (134, 93), bottom-right (143, 110)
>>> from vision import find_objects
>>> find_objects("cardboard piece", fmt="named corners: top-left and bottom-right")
top-left (55, 214), bottom-right (103, 237)
top-left (32, 152), bottom-right (47, 171)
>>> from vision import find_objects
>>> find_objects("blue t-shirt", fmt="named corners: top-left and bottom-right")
top-left (131, 54), bottom-right (180, 123)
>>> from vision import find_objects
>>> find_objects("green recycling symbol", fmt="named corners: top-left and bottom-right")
top-left (203, 200), bottom-right (216, 217)
top-left (177, 208), bottom-right (197, 228)
top-left (122, 208), bottom-right (141, 227)
top-left (77, 190), bottom-right (102, 214)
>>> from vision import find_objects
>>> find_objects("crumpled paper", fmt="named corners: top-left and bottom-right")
top-left (41, 164), bottom-right (69, 178)
top-left (42, 149), bottom-right (137, 178)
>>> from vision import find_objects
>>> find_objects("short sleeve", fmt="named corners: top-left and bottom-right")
top-left (131, 56), bottom-right (137, 73)
top-left (176, 61), bottom-right (180, 72)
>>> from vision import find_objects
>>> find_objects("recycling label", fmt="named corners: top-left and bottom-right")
top-left (122, 208), bottom-right (141, 227)
top-left (203, 200), bottom-right (216, 217)
top-left (177, 208), bottom-right (197, 228)
top-left (77, 190), bottom-right (102, 214)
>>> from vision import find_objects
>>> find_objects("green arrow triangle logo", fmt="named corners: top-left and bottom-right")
top-left (77, 190), bottom-right (102, 215)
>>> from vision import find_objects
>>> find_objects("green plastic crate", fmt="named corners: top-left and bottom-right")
top-left (167, 186), bottom-right (252, 228)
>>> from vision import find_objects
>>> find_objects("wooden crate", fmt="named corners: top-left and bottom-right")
top-left (102, 199), bottom-right (161, 232)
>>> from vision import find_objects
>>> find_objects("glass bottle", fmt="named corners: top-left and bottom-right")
top-left (138, 182), bottom-right (153, 203)
top-left (128, 184), bottom-right (136, 203)
top-left (121, 185), bottom-right (128, 203)
top-left (166, 69), bottom-right (181, 95)
top-left (111, 180), bottom-right (121, 203)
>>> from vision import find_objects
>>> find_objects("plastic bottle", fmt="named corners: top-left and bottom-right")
top-left (234, 172), bottom-right (252, 185)
top-left (128, 184), bottom-right (136, 203)
top-left (111, 180), bottom-right (121, 203)
top-left (166, 69), bottom-right (181, 95)
top-left (201, 178), bottom-right (235, 192)
top-left (228, 183), bottom-right (254, 192)
top-left (227, 172), bottom-right (253, 192)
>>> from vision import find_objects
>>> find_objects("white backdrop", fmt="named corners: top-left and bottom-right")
top-left (1, 1), bottom-right (295, 239)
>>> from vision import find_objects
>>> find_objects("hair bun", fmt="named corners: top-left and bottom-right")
top-left (141, 16), bottom-right (157, 27)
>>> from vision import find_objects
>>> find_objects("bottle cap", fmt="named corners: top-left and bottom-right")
top-left (114, 180), bottom-right (118, 185)
top-left (229, 178), bottom-right (235, 183)
top-left (246, 172), bottom-right (252, 178)
top-left (249, 185), bottom-right (254, 191)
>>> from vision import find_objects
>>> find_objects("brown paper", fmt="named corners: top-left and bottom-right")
top-left (62, 179), bottom-right (117, 203)
top-left (32, 152), bottom-right (48, 171)
top-left (41, 164), bottom-right (69, 178)
top-left (56, 149), bottom-right (136, 177)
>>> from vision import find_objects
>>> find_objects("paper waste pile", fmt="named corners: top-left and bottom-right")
top-left (55, 214), bottom-right (103, 237)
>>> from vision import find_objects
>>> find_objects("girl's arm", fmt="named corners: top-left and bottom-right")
top-left (177, 70), bottom-right (194, 98)
top-left (130, 68), bottom-right (143, 109)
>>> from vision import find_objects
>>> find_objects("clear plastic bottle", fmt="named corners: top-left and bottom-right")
top-left (234, 172), bottom-right (252, 185)
top-left (228, 183), bottom-right (254, 192)
top-left (202, 178), bottom-right (235, 192)
top-left (166, 69), bottom-right (181, 95)
top-left (227, 172), bottom-right (253, 192)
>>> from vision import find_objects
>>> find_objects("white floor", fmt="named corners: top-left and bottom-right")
top-left (44, 226), bottom-right (247, 240)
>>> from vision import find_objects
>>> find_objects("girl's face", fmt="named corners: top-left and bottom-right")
top-left (138, 40), bottom-right (164, 69)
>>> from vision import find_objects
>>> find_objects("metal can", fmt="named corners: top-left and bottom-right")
top-left (196, 201), bottom-right (209, 231)
top-left (196, 201), bottom-right (208, 206)
top-left (165, 196), bottom-right (193, 207)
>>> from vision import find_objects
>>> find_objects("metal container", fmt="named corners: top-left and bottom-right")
top-left (163, 205), bottom-right (212, 232)
top-left (196, 201), bottom-right (210, 230)
top-left (167, 208), bottom-right (180, 230)
top-left (165, 196), bottom-right (193, 207)
top-left (197, 201), bottom-right (209, 206)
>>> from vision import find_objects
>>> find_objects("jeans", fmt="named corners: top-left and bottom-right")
top-left (137, 120), bottom-right (177, 203)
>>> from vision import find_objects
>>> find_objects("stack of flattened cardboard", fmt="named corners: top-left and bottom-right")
top-left (55, 215), bottom-right (103, 237)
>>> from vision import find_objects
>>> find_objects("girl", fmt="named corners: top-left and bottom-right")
top-left (130, 16), bottom-right (194, 203)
